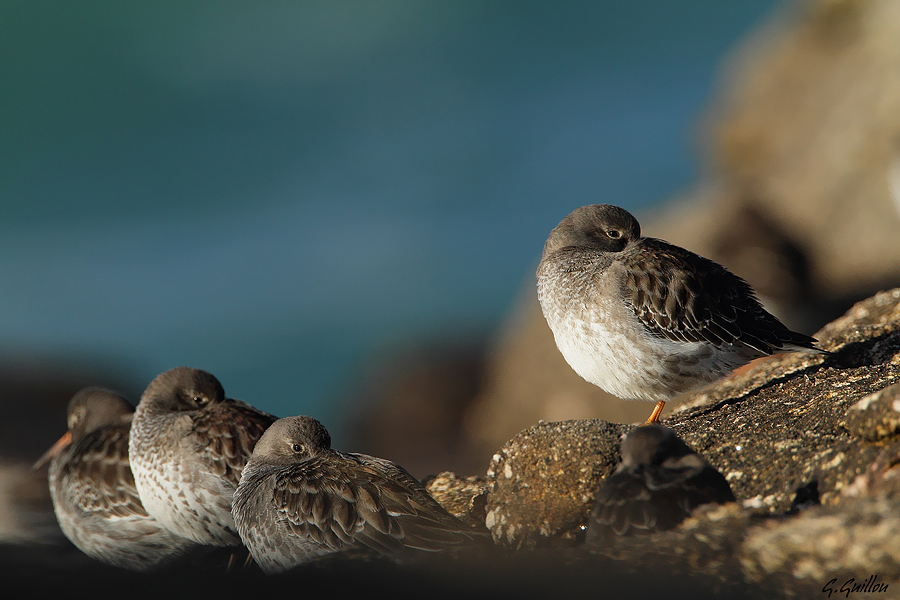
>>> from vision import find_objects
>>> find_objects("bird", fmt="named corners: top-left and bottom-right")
top-left (34, 387), bottom-right (196, 570)
top-left (129, 366), bottom-right (277, 547)
top-left (585, 424), bottom-right (735, 542)
top-left (536, 204), bottom-right (824, 424)
top-left (232, 415), bottom-right (489, 574)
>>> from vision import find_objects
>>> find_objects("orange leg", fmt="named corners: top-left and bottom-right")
top-left (643, 400), bottom-right (666, 425)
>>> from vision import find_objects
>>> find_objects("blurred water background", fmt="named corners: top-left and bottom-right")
top-left (0, 1), bottom-right (782, 443)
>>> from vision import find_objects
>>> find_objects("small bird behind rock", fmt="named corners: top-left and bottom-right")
top-left (585, 424), bottom-right (735, 542)
top-left (129, 367), bottom-right (277, 547)
top-left (34, 387), bottom-right (196, 570)
top-left (232, 415), bottom-right (490, 574)
top-left (537, 204), bottom-right (825, 424)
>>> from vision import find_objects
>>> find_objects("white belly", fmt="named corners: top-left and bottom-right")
top-left (537, 266), bottom-right (745, 401)
top-left (129, 411), bottom-right (241, 546)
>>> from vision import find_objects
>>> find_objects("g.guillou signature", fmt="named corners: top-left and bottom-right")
top-left (822, 575), bottom-right (889, 598)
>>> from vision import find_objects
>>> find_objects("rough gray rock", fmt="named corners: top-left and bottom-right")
top-left (741, 495), bottom-right (900, 597)
top-left (456, 288), bottom-right (900, 596)
top-left (422, 471), bottom-right (489, 530)
top-left (844, 382), bottom-right (900, 443)
top-left (670, 288), bottom-right (900, 512)
top-left (585, 503), bottom-right (764, 593)
top-left (483, 419), bottom-right (629, 548)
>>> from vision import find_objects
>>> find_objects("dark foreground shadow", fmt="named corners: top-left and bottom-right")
top-left (0, 541), bottom-right (774, 600)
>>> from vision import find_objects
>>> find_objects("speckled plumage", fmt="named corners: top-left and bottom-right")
top-left (36, 388), bottom-right (195, 570)
top-left (129, 367), bottom-right (277, 546)
top-left (537, 204), bottom-right (823, 420)
top-left (586, 424), bottom-right (735, 541)
top-left (233, 416), bottom-right (487, 574)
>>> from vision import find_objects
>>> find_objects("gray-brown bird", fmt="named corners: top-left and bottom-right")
top-left (129, 367), bottom-right (277, 546)
top-left (232, 416), bottom-right (488, 574)
top-left (537, 204), bottom-right (824, 424)
top-left (586, 424), bottom-right (735, 542)
top-left (34, 388), bottom-right (196, 570)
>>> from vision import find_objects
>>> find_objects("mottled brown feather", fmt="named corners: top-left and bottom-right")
top-left (621, 238), bottom-right (819, 354)
top-left (269, 453), bottom-right (480, 555)
top-left (190, 399), bottom-right (276, 488)
top-left (64, 424), bottom-right (150, 520)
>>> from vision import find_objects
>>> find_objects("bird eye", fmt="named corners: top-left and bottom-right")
top-left (291, 443), bottom-right (304, 453)
top-left (68, 411), bottom-right (84, 429)
top-left (606, 229), bottom-right (621, 239)
top-left (193, 395), bottom-right (208, 406)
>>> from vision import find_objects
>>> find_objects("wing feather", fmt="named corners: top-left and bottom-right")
top-left (268, 452), bottom-right (485, 557)
top-left (190, 400), bottom-right (278, 488)
top-left (621, 238), bottom-right (819, 353)
top-left (63, 423), bottom-right (149, 520)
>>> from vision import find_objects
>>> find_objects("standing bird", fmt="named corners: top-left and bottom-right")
top-left (536, 204), bottom-right (824, 424)
top-left (34, 388), bottom-right (195, 570)
top-left (585, 424), bottom-right (735, 542)
top-left (232, 416), bottom-right (488, 574)
top-left (129, 367), bottom-right (277, 546)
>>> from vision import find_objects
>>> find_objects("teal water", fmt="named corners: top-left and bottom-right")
top-left (0, 1), bottom-right (782, 441)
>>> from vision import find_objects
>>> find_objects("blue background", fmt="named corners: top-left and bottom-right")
top-left (0, 1), bottom-right (782, 442)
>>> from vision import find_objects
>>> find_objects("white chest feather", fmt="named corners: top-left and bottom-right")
top-left (537, 262), bottom-right (741, 402)
top-left (129, 412), bottom-right (240, 546)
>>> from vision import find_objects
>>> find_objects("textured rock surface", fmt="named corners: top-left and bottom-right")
top-left (464, 288), bottom-right (900, 597)
top-left (584, 503), bottom-right (763, 593)
top-left (843, 383), bottom-right (900, 443)
top-left (474, 288), bottom-right (900, 541)
top-left (422, 471), bottom-right (489, 529)
top-left (483, 419), bottom-right (628, 548)
top-left (741, 496), bottom-right (900, 596)
top-left (668, 288), bottom-right (900, 512)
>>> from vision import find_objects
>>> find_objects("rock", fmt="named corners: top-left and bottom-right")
top-left (707, 0), bottom-right (900, 297)
top-left (741, 496), bottom-right (900, 597)
top-left (667, 288), bottom-right (900, 512)
top-left (841, 439), bottom-right (900, 501)
top-left (465, 288), bottom-right (900, 595)
top-left (585, 503), bottom-right (765, 593)
top-left (483, 419), bottom-right (629, 548)
top-left (843, 383), bottom-right (900, 442)
top-left (423, 471), bottom-right (489, 530)
top-left (480, 288), bottom-right (900, 536)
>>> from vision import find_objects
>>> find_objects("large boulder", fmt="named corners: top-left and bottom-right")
top-left (462, 288), bottom-right (900, 596)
